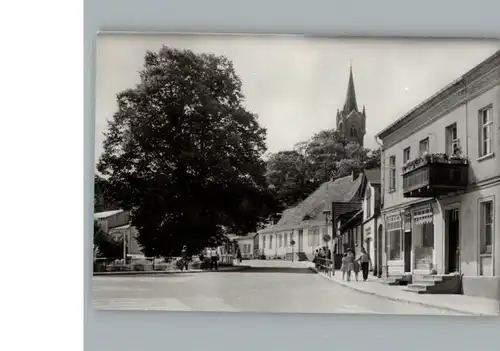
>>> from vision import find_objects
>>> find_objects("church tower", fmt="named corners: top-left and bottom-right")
top-left (336, 64), bottom-right (366, 147)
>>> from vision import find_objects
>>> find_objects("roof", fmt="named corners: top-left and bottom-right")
top-left (364, 168), bottom-right (381, 185)
top-left (109, 223), bottom-right (131, 231)
top-left (376, 49), bottom-right (500, 140)
top-left (259, 174), bottom-right (364, 234)
top-left (339, 210), bottom-right (363, 231)
top-left (235, 233), bottom-right (258, 241)
top-left (94, 209), bottom-right (124, 220)
top-left (342, 66), bottom-right (358, 114)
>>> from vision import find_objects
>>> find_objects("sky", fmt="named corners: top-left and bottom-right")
top-left (95, 34), bottom-right (500, 161)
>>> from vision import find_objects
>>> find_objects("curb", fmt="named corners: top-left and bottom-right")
top-left (309, 267), bottom-right (493, 317)
top-left (94, 265), bottom-right (251, 276)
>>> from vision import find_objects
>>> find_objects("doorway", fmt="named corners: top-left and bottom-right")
top-left (404, 231), bottom-right (412, 273)
top-left (377, 225), bottom-right (383, 277)
top-left (447, 209), bottom-right (460, 273)
top-left (298, 230), bottom-right (304, 252)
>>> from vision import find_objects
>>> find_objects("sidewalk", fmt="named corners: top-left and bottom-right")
top-left (310, 265), bottom-right (499, 316)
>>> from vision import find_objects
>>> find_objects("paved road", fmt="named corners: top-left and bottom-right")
top-left (92, 260), bottom-right (464, 315)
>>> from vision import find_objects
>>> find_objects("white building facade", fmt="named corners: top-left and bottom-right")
top-left (376, 50), bottom-right (500, 298)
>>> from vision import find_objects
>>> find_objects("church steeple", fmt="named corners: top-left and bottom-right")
top-left (335, 62), bottom-right (366, 147)
top-left (342, 64), bottom-right (358, 114)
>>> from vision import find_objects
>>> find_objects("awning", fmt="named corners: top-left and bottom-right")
top-left (413, 206), bottom-right (433, 225)
top-left (386, 213), bottom-right (402, 231)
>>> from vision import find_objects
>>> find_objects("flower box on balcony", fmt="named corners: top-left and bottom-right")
top-left (402, 153), bottom-right (469, 198)
top-left (402, 152), bottom-right (468, 174)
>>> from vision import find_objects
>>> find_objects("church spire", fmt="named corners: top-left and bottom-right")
top-left (342, 63), bottom-right (358, 114)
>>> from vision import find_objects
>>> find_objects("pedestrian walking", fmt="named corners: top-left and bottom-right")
top-left (341, 249), bottom-right (355, 281)
top-left (313, 249), bottom-right (319, 268)
top-left (209, 246), bottom-right (219, 271)
top-left (181, 245), bottom-right (188, 271)
top-left (340, 253), bottom-right (348, 281)
top-left (352, 259), bottom-right (360, 281)
top-left (358, 247), bottom-right (372, 281)
top-left (236, 248), bottom-right (242, 264)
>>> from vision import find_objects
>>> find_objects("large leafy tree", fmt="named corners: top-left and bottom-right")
top-left (97, 46), bottom-right (276, 257)
top-left (94, 175), bottom-right (120, 213)
top-left (265, 150), bottom-right (317, 210)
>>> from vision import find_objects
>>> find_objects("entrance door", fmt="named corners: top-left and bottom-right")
top-left (404, 231), bottom-right (412, 273)
top-left (298, 230), bottom-right (304, 252)
top-left (377, 225), bottom-right (383, 277)
top-left (447, 209), bottom-right (460, 273)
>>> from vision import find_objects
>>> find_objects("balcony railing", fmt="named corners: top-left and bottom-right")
top-left (402, 153), bottom-right (468, 198)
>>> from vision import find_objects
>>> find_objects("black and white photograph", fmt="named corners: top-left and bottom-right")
top-left (92, 33), bottom-right (500, 316)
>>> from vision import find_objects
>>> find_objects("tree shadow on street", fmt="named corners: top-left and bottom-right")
top-left (228, 267), bottom-right (314, 274)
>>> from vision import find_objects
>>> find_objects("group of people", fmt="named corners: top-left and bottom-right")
top-left (340, 247), bottom-right (372, 282)
top-left (199, 246), bottom-right (222, 271)
top-left (313, 246), bottom-right (332, 272)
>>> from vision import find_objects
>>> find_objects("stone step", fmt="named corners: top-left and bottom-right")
top-left (409, 282), bottom-right (435, 288)
top-left (405, 285), bottom-right (429, 294)
top-left (414, 276), bottom-right (444, 283)
top-left (379, 276), bottom-right (404, 286)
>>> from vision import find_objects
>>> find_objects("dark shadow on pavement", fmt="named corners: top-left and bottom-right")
top-left (225, 267), bottom-right (314, 274)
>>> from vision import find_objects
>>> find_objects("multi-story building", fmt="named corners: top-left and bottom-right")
top-left (376, 50), bottom-right (500, 298)
top-left (360, 168), bottom-right (383, 276)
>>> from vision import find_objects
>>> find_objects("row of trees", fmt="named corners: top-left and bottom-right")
top-left (265, 130), bottom-right (380, 210)
top-left (94, 46), bottom-right (380, 258)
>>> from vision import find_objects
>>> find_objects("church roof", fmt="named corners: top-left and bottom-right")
top-left (342, 66), bottom-right (358, 114)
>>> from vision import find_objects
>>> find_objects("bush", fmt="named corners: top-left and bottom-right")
top-left (132, 263), bottom-right (145, 271)
top-left (191, 261), bottom-right (201, 269)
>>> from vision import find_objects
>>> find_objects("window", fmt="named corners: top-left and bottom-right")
top-left (366, 187), bottom-right (372, 218)
top-left (269, 235), bottom-right (273, 249)
top-left (386, 214), bottom-right (402, 261)
top-left (262, 236), bottom-right (266, 249)
top-left (422, 222), bottom-right (434, 247)
top-left (479, 107), bottom-right (493, 157)
top-left (419, 138), bottom-right (429, 155)
top-left (480, 200), bottom-right (493, 255)
top-left (313, 228), bottom-right (320, 247)
top-left (388, 156), bottom-right (396, 192)
top-left (403, 147), bottom-right (411, 163)
top-left (445, 123), bottom-right (459, 155)
top-left (290, 232), bottom-right (294, 245)
top-left (278, 234), bottom-right (282, 247)
top-left (284, 233), bottom-right (288, 247)
top-left (350, 127), bottom-right (357, 137)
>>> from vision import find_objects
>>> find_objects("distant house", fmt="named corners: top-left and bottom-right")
top-left (93, 209), bottom-right (143, 257)
top-left (234, 233), bottom-right (258, 259)
top-left (258, 172), bottom-right (365, 261)
top-left (361, 168), bottom-right (383, 276)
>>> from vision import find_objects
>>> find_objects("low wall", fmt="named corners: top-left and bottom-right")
top-left (462, 276), bottom-right (500, 300)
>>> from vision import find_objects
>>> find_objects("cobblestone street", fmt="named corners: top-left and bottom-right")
top-left (92, 260), bottom-right (468, 315)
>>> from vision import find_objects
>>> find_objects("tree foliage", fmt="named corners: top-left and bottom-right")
top-left (97, 46), bottom-right (277, 257)
top-left (266, 129), bottom-right (380, 210)
top-left (93, 220), bottom-right (123, 259)
top-left (94, 174), bottom-right (120, 213)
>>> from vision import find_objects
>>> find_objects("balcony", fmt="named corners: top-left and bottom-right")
top-left (402, 153), bottom-right (469, 198)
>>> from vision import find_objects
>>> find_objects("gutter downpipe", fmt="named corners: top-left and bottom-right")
top-left (374, 135), bottom-right (386, 277)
